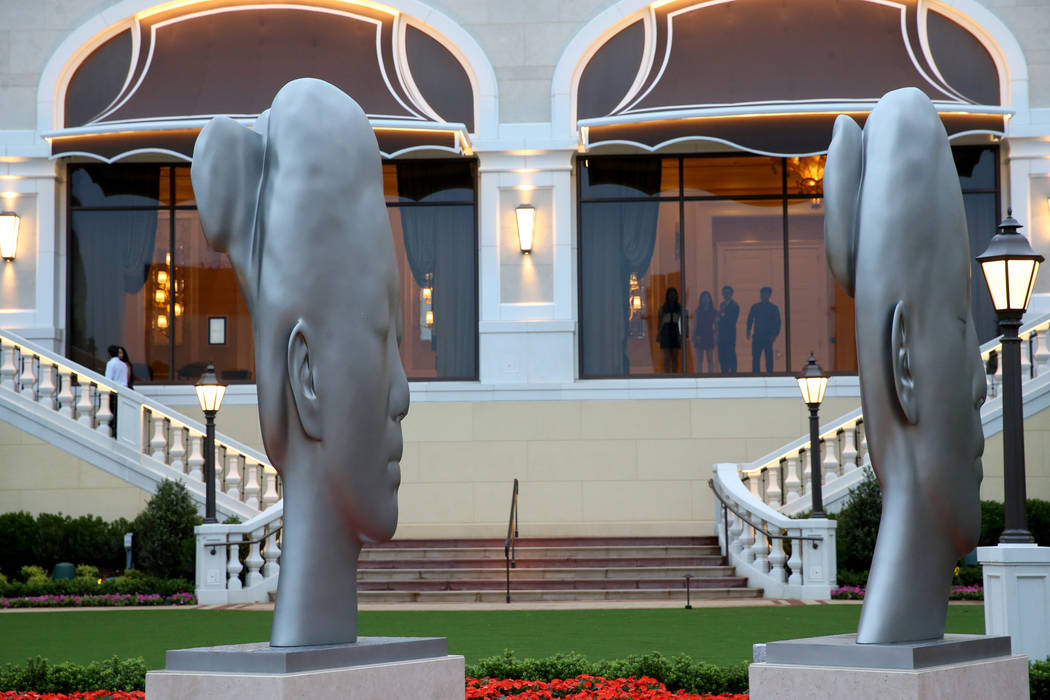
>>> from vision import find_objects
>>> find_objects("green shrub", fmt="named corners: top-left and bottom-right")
top-left (465, 651), bottom-right (748, 695)
top-left (0, 512), bottom-right (35, 578)
top-left (75, 564), bottom-right (99, 580)
top-left (0, 656), bottom-right (146, 692)
top-left (0, 575), bottom-right (192, 599)
top-left (980, 500), bottom-right (1005, 547)
top-left (1032, 658), bottom-right (1050, 700)
top-left (132, 480), bottom-right (201, 579)
top-left (834, 468), bottom-right (882, 578)
top-left (19, 565), bottom-right (48, 584)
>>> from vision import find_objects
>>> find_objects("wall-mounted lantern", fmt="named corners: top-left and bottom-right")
top-left (0, 211), bottom-right (20, 261)
top-left (515, 204), bottom-right (535, 254)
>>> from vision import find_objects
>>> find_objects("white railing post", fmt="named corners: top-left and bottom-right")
top-left (0, 342), bottom-right (17, 390)
top-left (227, 533), bottom-right (244, 591)
top-left (784, 455), bottom-right (801, 501)
top-left (1033, 328), bottom-right (1050, 377)
top-left (95, 386), bottom-right (113, 436)
top-left (765, 461), bottom-right (782, 507)
top-left (75, 379), bottom-right (94, 428)
top-left (169, 425), bottom-right (186, 473)
top-left (262, 526), bottom-right (281, 580)
top-left (840, 424), bottom-right (858, 474)
top-left (822, 433), bottom-right (839, 484)
top-left (36, 361), bottom-right (57, 410)
top-left (786, 528), bottom-right (802, 585)
top-left (194, 523), bottom-right (231, 606)
top-left (187, 434), bottom-right (204, 482)
top-left (768, 532), bottom-right (787, 583)
top-left (800, 448), bottom-right (811, 495)
top-left (261, 467), bottom-right (280, 509)
top-left (57, 369), bottom-right (74, 418)
top-left (225, 450), bottom-right (241, 501)
top-left (245, 528), bottom-right (265, 588)
top-left (243, 461), bottom-right (261, 511)
top-left (751, 521), bottom-right (769, 574)
top-left (18, 352), bottom-right (36, 400)
top-left (149, 413), bottom-right (168, 461)
top-left (800, 520), bottom-right (837, 598)
top-left (115, 393), bottom-right (143, 449)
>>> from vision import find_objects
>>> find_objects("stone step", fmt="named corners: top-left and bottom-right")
top-left (358, 577), bottom-right (749, 592)
top-left (360, 545), bottom-right (721, 561)
top-left (358, 587), bottom-right (763, 604)
top-left (366, 536), bottom-right (718, 549)
top-left (356, 565), bottom-right (737, 582)
top-left (358, 556), bottom-right (726, 570)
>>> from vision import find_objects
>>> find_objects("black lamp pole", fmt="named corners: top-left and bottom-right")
top-left (203, 408), bottom-right (217, 524)
top-left (807, 403), bottom-right (825, 518)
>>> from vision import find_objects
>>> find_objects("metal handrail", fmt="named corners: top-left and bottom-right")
top-left (208, 525), bottom-right (283, 555)
top-left (504, 478), bottom-right (519, 604)
top-left (708, 478), bottom-right (821, 547)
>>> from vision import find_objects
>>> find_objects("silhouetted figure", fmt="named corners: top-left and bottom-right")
top-left (694, 290), bottom-right (717, 373)
top-left (717, 285), bottom-right (739, 373)
top-left (658, 287), bottom-right (683, 374)
top-left (746, 286), bottom-right (781, 373)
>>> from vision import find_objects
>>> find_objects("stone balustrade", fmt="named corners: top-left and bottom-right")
top-left (195, 503), bottom-right (284, 605)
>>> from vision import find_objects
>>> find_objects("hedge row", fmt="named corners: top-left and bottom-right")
top-left (0, 577), bottom-right (192, 599)
top-left (4, 653), bottom-right (1048, 697)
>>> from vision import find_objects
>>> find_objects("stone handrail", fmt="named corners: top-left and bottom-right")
top-left (0, 327), bottom-right (279, 515)
top-left (195, 501), bottom-right (284, 605)
top-left (737, 310), bottom-right (1050, 516)
top-left (711, 463), bottom-right (837, 599)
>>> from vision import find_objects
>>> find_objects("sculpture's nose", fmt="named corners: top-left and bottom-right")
top-left (389, 347), bottom-right (410, 424)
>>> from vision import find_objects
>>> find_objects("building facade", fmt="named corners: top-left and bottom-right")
top-left (2, 0), bottom-right (1050, 537)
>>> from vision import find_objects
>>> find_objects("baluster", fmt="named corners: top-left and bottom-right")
top-left (19, 353), bottom-right (37, 400)
top-left (748, 472), bottom-right (762, 501)
top-left (76, 379), bottom-right (95, 427)
top-left (751, 521), bottom-right (769, 573)
top-left (765, 461), bottom-right (782, 507)
top-left (225, 451), bottom-right (241, 500)
top-left (242, 461), bottom-right (261, 511)
top-left (149, 414), bottom-right (168, 461)
top-left (245, 528), bottom-right (265, 587)
top-left (262, 525), bottom-right (281, 579)
top-left (261, 467), bottom-right (280, 509)
top-left (95, 387), bottom-right (113, 436)
top-left (840, 425), bottom-right (858, 474)
top-left (993, 356), bottom-right (1003, 400)
top-left (1022, 333), bottom-right (1033, 379)
top-left (738, 509), bottom-right (755, 564)
top-left (800, 448), bottom-right (811, 495)
top-left (36, 361), bottom-right (57, 409)
top-left (57, 370), bottom-right (74, 418)
top-left (0, 342), bottom-right (17, 390)
top-left (169, 425), bottom-right (186, 473)
top-left (784, 455), bottom-right (801, 501)
top-left (187, 434), bottom-right (204, 482)
top-left (768, 531), bottom-right (787, 583)
top-left (1034, 329), bottom-right (1050, 377)
top-left (859, 423), bottom-right (872, 472)
top-left (226, 534), bottom-right (243, 590)
top-left (215, 446), bottom-right (226, 497)
top-left (822, 433), bottom-right (839, 484)
top-left (728, 510), bottom-right (744, 560)
top-left (786, 530), bottom-right (802, 585)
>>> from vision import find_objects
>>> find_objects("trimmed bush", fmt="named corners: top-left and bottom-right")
top-left (0, 656), bottom-right (146, 692)
top-left (0, 575), bottom-right (192, 599)
top-left (131, 480), bottom-right (201, 580)
top-left (0, 512), bottom-right (35, 577)
top-left (0, 512), bottom-right (132, 578)
top-left (1032, 658), bottom-right (1050, 700)
top-left (834, 468), bottom-right (882, 577)
top-left (465, 651), bottom-right (749, 696)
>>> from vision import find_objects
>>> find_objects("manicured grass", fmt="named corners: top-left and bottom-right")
top-left (0, 604), bottom-right (986, 670)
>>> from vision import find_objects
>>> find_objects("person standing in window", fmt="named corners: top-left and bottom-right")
top-left (717, 285), bottom-right (739, 374)
top-left (104, 345), bottom-right (129, 436)
top-left (658, 287), bottom-right (683, 374)
top-left (117, 346), bottom-right (134, 388)
top-left (746, 286), bottom-right (781, 373)
top-left (694, 290), bottom-right (717, 374)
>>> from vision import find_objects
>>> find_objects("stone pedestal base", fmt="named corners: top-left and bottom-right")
top-left (750, 655), bottom-right (1029, 700)
top-left (146, 637), bottom-right (464, 700)
top-left (749, 634), bottom-right (1027, 700)
top-left (978, 543), bottom-right (1050, 661)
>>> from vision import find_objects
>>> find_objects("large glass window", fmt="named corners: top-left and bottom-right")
top-left (578, 149), bottom-right (997, 378)
top-left (68, 160), bottom-right (477, 383)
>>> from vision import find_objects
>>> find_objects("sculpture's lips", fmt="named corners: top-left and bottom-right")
top-left (975, 457), bottom-right (983, 483)
top-left (389, 460), bottom-right (401, 490)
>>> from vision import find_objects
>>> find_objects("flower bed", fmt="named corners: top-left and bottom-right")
top-left (0, 694), bottom-right (144, 699)
top-left (466, 676), bottom-right (747, 699)
top-left (0, 592), bottom-right (195, 608)
top-left (831, 585), bottom-right (982, 601)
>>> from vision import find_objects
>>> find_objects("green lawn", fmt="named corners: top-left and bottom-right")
top-left (0, 604), bottom-right (986, 670)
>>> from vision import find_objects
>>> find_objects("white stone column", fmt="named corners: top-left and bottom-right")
top-left (978, 544), bottom-right (1050, 661)
top-left (194, 523), bottom-right (231, 606)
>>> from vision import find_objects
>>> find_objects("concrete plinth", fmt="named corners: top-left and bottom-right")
top-left (978, 543), bottom-right (1050, 662)
top-left (749, 634), bottom-right (1028, 700)
top-left (145, 637), bottom-right (464, 700)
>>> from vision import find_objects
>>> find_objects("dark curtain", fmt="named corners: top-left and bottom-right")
top-left (69, 170), bottom-right (159, 370)
top-left (964, 192), bottom-right (999, 343)
top-left (580, 201), bottom-right (661, 375)
top-left (399, 205), bottom-right (475, 378)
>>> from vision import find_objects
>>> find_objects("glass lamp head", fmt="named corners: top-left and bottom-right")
top-left (797, 353), bottom-right (829, 406)
top-left (195, 362), bottom-right (226, 413)
top-left (0, 211), bottom-right (19, 261)
top-left (977, 212), bottom-right (1043, 316)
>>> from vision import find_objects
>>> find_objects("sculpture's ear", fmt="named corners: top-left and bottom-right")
top-left (890, 301), bottom-right (919, 425)
top-left (287, 319), bottom-right (323, 441)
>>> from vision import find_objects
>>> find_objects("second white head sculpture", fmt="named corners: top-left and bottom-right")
top-left (191, 78), bottom-right (410, 647)
top-left (824, 87), bottom-right (986, 644)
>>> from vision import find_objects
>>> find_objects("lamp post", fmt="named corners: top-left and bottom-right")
top-left (977, 210), bottom-right (1043, 543)
top-left (797, 354), bottom-right (829, 518)
top-left (195, 363), bottom-right (226, 524)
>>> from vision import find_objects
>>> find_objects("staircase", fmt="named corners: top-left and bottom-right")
top-left (357, 536), bottom-right (760, 603)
